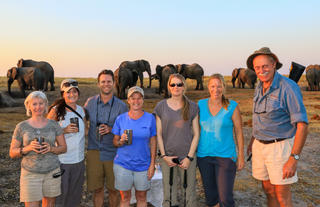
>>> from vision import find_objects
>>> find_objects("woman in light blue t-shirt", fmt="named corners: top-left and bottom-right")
top-left (197, 74), bottom-right (245, 207)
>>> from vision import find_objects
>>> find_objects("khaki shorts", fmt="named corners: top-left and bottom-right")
top-left (20, 167), bottom-right (61, 202)
top-left (252, 138), bottom-right (298, 185)
top-left (86, 150), bottom-right (116, 191)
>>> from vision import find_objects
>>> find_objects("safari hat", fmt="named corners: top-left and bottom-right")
top-left (247, 47), bottom-right (283, 70)
top-left (127, 86), bottom-right (144, 98)
top-left (60, 79), bottom-right (79, 93)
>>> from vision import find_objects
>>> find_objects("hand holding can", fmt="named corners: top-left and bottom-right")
top-left (124, 129), bottom-right (132, 145)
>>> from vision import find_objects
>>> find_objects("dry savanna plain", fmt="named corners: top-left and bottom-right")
top-left (0, 75), bottom-right (319, 207)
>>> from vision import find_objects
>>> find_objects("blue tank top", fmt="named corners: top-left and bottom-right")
top-left (197, 99), bottom-right (238, 162)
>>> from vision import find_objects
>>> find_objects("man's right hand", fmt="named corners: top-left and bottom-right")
top-left (247, 136), bottom-right (255, 156)
top-left (163, 156), bottom-right (178, 167)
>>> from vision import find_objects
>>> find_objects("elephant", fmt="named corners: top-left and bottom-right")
top-left (114, 67), bottom-right (139, 99)
top-left (175, 63), bottom-right (204, 90)
top-left (305, 65), bottom-right (320, 91)
top-left (7, 67), bottom-right (45, 97)
top-left (232, 68), bottom-right (257, 89)
top-left (155, 64), bottom-right (177, 98)
top-left (17, 58), bottom-right (55, 91)
top-left (118, 59), bottom-right (151, 88)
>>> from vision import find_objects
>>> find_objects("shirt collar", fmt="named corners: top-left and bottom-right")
top-left (97, 94), bottom-right (114, 105)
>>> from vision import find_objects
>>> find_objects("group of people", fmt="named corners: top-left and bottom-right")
top-left (9, 47), bottom-right (308, 207)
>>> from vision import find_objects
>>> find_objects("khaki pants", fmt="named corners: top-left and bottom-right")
top-left (160, 157), bottom-right (197, 207)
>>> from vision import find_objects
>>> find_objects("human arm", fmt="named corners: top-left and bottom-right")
top-left (47, 108), bottom-right (78, 134)
top-left (41, 133), bottom-right (67, 154)
top-left (179, 114), bottom-right (200, 169)
top-left (9, 138), bottom-right (43, 158)
top-left (156, 115), bottom-right (177, 167)
top-left (113, 134), bottom-right (128, 147)
top-left (232, 105), bottom-right (245, 170)
top-left (282, 122), bottom-right (308, 179)
top-left (147, 136), bottom-right (157, 180)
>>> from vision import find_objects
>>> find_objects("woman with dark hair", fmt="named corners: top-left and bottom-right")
top-left (9, 91), bottom-right (66, 207)
top-left (47, 79), bottom-right (87, 207)
top-left (154, 74), bottom-right (200, 207)
top-left (197, 74), bottom-right (244, 207)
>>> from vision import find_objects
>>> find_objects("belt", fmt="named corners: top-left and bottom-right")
top-left (256, 138), bottom-right (287, 144)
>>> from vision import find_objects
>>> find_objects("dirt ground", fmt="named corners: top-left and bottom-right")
top-left (0, 76), bottom-right (319, 207)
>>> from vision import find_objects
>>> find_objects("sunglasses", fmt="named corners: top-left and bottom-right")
top-left (169, 83), bottom-right (184, 87)
top-left (63, 81), bottom-right (78, 87)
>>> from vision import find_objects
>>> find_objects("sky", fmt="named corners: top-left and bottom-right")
top-left (0, 0), bottom-right (319, 78)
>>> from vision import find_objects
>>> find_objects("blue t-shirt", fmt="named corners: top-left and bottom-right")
top-left (112, 112), bottom-right (157, 171)
top-left (197, 99), bottom-right (238, 162)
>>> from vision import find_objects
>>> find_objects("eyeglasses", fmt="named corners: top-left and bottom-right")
top-left (169, 83), bottom-right (184, 87)
top-left (254, 97), bottom-right (267, 114)
top-left (63, 81), bottom-right (78, 87)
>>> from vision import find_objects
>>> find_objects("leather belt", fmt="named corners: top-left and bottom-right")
top-left (256, 138), bottom-right (287, 144)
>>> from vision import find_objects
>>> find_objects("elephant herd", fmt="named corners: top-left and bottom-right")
top-left (115, 60), bottom-right (205, 99)
top-left (6, 59), bottom-right (55, 97)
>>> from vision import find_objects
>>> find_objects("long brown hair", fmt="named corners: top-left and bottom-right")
top-left (48, 89), bottom-right (80, 121)
top-left (168, 73), bottom-right (190, 121)
top-left (208, 74), bottom-right (229, 110)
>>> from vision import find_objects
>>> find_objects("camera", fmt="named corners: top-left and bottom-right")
top-left (172, 158), bottom-right (180, 165)
top-left (34, 137), bottom-right (45, 150)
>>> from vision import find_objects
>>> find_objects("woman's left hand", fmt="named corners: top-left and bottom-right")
top-left (237, 155), bottom-right (245, 171)
top-left (147, 164), bottom-right (155, 180)
top-left (39, 142), bottom-right (52, 154)
top-left (179, 158), bottom-right (190, 170)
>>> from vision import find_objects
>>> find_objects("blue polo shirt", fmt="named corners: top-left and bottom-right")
top-left (252, 72), bottom-right (308, 141)
top-left (84, 95), bottom-right (128, 161)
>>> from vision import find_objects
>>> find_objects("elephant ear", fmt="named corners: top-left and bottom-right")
top-left (11, 67), bottom-right (18, 79)
top-left (17, 59), bottom-right (23, 67)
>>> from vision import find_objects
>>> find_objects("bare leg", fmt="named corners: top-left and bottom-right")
top-left (108, 188), bottom-right (120, 207)
top-left (262, 180), bottom-right (280, 207)
top-left (42, 197), bottom-right (56, 207)
top-left (93, 187), bottom-right (104, 207)
top-left (119, 190), bottom-right (131, 207)
top-left (135, 190), bottom-right (147, 207)
top-left (275, 185), bottom-right (293, 207)
top-left (25, 201), bottom-right (41, 207)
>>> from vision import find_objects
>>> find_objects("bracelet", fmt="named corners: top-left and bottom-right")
top-left (117, 140), bottom-right (121, 146)
top-left (19, 147), bottom-right (23, 156)
top-left (160, 154), bottom-right (167, 158)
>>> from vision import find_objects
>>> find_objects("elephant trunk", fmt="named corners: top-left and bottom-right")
top-left (8, 79), bottom-right (13, 94)
top-left (148, 71), bottom-right (152, 88)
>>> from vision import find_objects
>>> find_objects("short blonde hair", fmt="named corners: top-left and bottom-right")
top-left (24, 91), bottom-right (48, 116)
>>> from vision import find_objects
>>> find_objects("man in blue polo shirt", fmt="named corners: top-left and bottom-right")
top-left (246, 47), bottom-right (308, 207)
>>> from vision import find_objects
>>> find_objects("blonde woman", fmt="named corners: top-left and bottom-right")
top-left (197, 74), bottom-right (244, 207)
top-left (9, 91), bottom-right (66, 207)
top-left (154, 74), bottom-right (200, 207)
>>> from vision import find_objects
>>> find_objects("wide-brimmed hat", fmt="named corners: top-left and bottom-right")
top-left (127, 86), bottom-right (144, 98)
top-left (247, 47), bottom-right (283, 70)
top-left (60, 79), bottom-right (79, 93)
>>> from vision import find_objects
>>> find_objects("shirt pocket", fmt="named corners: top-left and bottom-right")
top-left (266, 96), bottom-right (281, 113)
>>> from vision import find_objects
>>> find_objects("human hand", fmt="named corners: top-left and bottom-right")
top-left (39, 142), bottom-right (51, 154)
top-left (118, 133), bottom-right (128, 146)
top-left (26, 139), bottom-right (43, 154)
top-left (237, 155), bottom-right (245, 171)
top-left (64, 123), bottom-right (79, 134)
top-left (99, 124), bottom-right (112, 135)
top-left (147, 164), bottom-right (155, 180)
top-left (282, 157), bottom-right (297, 179)
top-left (179, 158), bottom-right (190, 170)
top-left (163, 156), bottom-right (178, 167)
top-left (247, 136), bottom-right (255, 156)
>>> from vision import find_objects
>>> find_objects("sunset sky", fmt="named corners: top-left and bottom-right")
top-left (0, 0), bottom-right (319, 78)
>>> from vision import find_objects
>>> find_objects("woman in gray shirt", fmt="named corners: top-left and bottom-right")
top-left (9, 91), bottom-right (66, 207)
top-left (154, 74), bottom-right (200, 207)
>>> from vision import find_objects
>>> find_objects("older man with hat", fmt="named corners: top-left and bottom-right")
top-left (246, 47), bottom-right (308, 207)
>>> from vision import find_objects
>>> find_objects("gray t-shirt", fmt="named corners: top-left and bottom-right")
top-left (154, 99), bottom-right (199, 160)
top-left (12, 119), bottom-right (63, 173)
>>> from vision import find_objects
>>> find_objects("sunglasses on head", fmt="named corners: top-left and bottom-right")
top-left (169, 83), bottom-right (184, 87)
top-left (63, 81), bottom-right (78, 87)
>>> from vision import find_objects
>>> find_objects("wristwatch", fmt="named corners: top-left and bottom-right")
top-left (186, 155), bottom-right (194, 161)
top-left (290, 153), bottom-right (300, 160)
